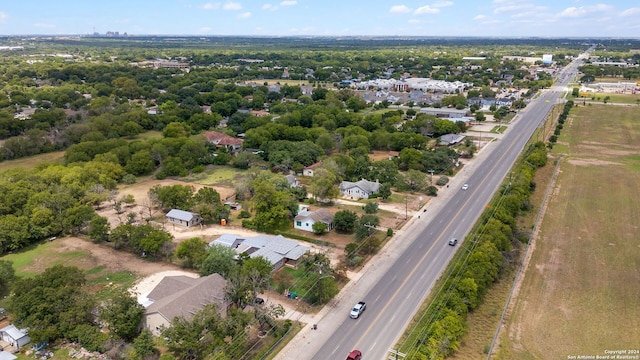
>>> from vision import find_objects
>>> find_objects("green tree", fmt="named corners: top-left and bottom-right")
top-left (100, 287), bottom-right (144, 341)
top-left (175, 237), bottom-right (208, 269)
top-left (363, 202), bottom-right (379, 214)
top-left (133, 329), bottom-right (157, 357)
top-left (162, 122), bottom-right (191, 138)
top-left (151, 184), bottom-right (195, 210)
top-left (378, 183), bottom-right (392, 200)
top-left (62, 204), bottom-right (95, 235)
top-left (333, 210), bottom-right (358, 233)
top-left (310, 168), bottom-right (339, 202)
top-left (0, 260), bottom-right (15, 296)
top-left (312, 221), bottom-right (328, 235)
top-left (200, 244), bottom-right (238, 277)
top-left (88, 215), bottom-right (110, 242)
top-left (9, 265), bottom-right (95, 343)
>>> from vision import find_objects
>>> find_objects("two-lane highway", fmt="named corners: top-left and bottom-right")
top-left (310, 47), bottom-right (592, 360)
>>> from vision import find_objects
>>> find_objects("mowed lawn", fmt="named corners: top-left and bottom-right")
top-left (498, 104), bottom-right (640, 359)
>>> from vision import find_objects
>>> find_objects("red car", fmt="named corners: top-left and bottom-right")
top-left (346, 350), bottom-right (362, 360)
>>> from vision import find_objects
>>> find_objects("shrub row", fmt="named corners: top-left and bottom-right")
top-left (404, 141), bottom-right (548, 359)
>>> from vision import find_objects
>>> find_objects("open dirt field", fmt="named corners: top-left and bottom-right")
top-left (496, 105), bottom-right (640, 359)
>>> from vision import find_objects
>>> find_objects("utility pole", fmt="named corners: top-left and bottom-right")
top-left (388, 349), bottom-right (406, 360)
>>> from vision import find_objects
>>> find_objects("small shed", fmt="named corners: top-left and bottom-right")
top-left (166, 209), bottom-right (202, 227)
top-left (0, 324), bottom-right (30, 349)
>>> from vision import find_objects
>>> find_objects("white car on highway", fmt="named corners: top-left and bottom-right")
top-left (461, 183), bottom-right (469, 190)
top-left (350, 301), bottom-right (366, 319)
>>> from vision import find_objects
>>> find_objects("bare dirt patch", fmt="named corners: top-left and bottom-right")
top-left (23, 237), bottom-right (186, 276)
top-left (566, 158), bottom-right (621, 167)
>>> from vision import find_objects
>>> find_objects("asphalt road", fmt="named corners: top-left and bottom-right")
top-left (310, 48), bottom-right (593, 360)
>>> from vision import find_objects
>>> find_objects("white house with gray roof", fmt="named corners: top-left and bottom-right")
top-left (339, 179), bottom-right (381, 200)
top-left (166, 209), bottom-right (202, 227)
top-left (0, 324), bottom-right (30, 350)
top-left (294, 208), bottom-right (334, 232)
top-left (209, 234), bottom-right (309, 271)
top-left (439, 134), bottom-right (465, 146)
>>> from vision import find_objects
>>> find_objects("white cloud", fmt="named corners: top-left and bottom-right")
top-left (474, 14), bottom-right (487, 20)
top-left (390, 5), bottom-right (412, 14)
top-left (0, 12), bottom-right (7, 23)
top-left (558, 4), bottom-right (612, 18)
top-left (494, 4), bottom-right (530, 14)
top-left (433, 1), bottom-right (453, 8)
top-left (202, 2), bottom-right (220, 10)
top-left (262, 4), bottom-right (275, 10)
top-left (223, 2), bottom-right (242, 11)
top-left (238, 12), bottom-right (251, 18)
top-left (620, 7), bottom-right (640, 17)
top-left (414, 6), bottom-right (439, 15)
top-left (280, 0), bottom-right (297, 6)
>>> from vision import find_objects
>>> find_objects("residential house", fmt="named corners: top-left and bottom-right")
top-left (294, 208), bottom-right (334, 233)
top-left (339, 179), bottom-right (381, 199)
top-left (439, 134), bottom-right (466, 146)
top-left (141, 274), bottom-right (228, 336)
top-left (419, 107), bottom-right (468, 118)
top-left (166, 209), bottom-right (202, 227)
top-left (0, 351), bottom-right (16, 360)
top-left (209, 234), bottom-right (309, 271)
top-left (203, 131), bottom-right (244, 153)
top-left (285, 174), bottom-right (299, 188)
top-left (0, 324), bottom-right (30, 350)
top-left (303, 162), bottom-right (322, 177)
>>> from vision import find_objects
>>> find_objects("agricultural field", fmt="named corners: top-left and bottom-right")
top-left (496, 104), bottom-right (640, 359)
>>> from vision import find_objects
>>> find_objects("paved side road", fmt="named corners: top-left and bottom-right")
top-left (273, 121), bottom-right (508, 360)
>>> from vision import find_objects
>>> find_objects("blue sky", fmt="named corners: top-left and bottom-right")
top-left (0, 1), bottom-right (638, 37)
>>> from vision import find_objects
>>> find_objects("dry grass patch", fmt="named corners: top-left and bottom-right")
top-left (497, 105), bottom-right (640, 359)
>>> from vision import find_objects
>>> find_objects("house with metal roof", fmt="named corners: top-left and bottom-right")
top-left (166, 209), bottom-right (202, 227)
top-left (0, 324), bottom-right (30, 350)
top-left (294, 208), bottom-right (334, 233)
top-left (285, 174), bottom-right (299, 188)
top-left (0, 351), bottom-right (16, 360)
top-left (141, 273), bottom-right (227, 336)
top-left (439, 134), bottom-right (466, 146)
top-left (209, 234), bottom-right (309, 271)
top-left (339, 179), bottom-right (381, 200)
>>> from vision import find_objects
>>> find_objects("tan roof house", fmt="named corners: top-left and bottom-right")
top-left (141, 274), bottom-right (228, 335)
top-left (203, 131), bottom-right (244, 152)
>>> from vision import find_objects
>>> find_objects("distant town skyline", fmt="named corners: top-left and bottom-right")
top-left (0, 1), bottom-right (638, 38)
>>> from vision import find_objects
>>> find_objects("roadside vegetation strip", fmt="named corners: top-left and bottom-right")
top-left (396, 142), bottom-right (549, 360)
top-left (496, 104), bottom-right (640, 359)
top-left (485, 153), bottom-right (563, 358)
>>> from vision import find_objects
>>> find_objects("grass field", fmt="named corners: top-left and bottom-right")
top-left (496, 104), bottom-right (640, 359)
top-left (0, 150), bottom-right (65, 170)
top-left (573, 93), bottom-right (640, 105)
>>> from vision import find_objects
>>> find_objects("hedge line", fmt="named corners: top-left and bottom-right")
top-left (401, 141), bottom-right (548, 359)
